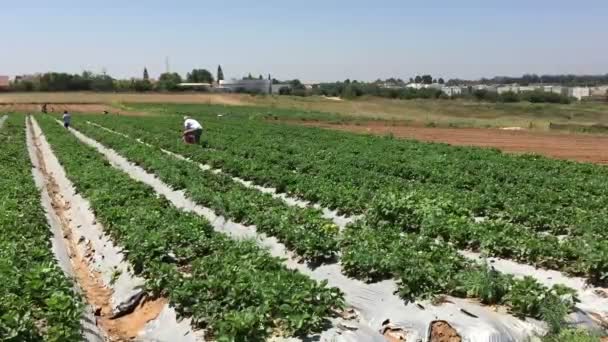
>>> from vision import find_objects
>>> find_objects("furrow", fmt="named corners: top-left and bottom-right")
top-left (71, 120), bottom-right (547, 341)
top-left (88, 121), bottom-right (358, 229)
top-left (29, 116), bottom-right (198, 342)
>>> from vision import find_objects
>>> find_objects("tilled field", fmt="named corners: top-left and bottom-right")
top-left (297, 121), bottom-right (608, 164)
top-left (1, 111), bottom-right (607, 341)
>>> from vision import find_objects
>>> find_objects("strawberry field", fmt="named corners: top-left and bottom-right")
top-left (1, 108), bottom-right (607, 341)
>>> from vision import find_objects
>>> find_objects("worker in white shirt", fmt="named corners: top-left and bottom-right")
top-left (182, 116), bottom-right (203, 144)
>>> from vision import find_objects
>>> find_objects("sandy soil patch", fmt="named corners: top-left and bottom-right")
top-left (0, 92), bottom-right (253, 106)
top-left (0, 103), bottom-right (147, 115)
top-left (296, 120), bottom-right (608, 164)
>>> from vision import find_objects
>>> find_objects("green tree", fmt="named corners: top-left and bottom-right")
top-left (134, 79), bottom-right (153, 92)
top-left (113, 79), bottom-right (135, 92)
top-left (217, 65), bottom-right (224, 82)
top-left (288, 79), bottom-right (307, 96)
top-left (186, 69), bottom-right (214, 83)
top-left (157, 72), bottom-right (183, 91)
top-left (90, 74), bottom-right (115, 91)
top-left (438, 78), bottom-right (445, 84)
top-left (143, 68), bottom-right (149, 81)
top-left (414, 75), bottom-right (422, 83)
top-left (421, 75), bottom-right (433, 84)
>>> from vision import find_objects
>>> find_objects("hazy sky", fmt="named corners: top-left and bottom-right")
top-left (2, 0), bottom-right (607, 81)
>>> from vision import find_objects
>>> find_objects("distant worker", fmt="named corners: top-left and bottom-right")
top-left (182, 116), bottom-right (203, 144)
top-left (41, 103), bottom-right (48, 113)
top-left (62, 110), bottom-right (71, 129)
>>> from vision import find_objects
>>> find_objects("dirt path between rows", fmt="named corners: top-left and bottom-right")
top-left (295, 121), bottom-right (608, 165)
top-left (28, 117), bottom-right (167, 341)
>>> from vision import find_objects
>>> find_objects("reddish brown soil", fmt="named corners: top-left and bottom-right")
top-left (429, 321), bottom-right (461, 342)
top-left (298, 121), bottom-right (608, 164)
top-left (0, 103), bottom-right (146, 115)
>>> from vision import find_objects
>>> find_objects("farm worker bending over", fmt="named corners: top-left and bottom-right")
top-left (63, 111), bottom-right (71, 129)
top-left (183, 116), bottom-right (203, 144)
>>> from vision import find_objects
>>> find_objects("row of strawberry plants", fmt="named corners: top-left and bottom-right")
top-left (84, 115), bottom-right (608, 283)
top-left (340, 220), bottom-right (578, 323)
top-left (76, 117), bottom-right (583, 325)
top-left (72, 120), bottom-right (339, 262)
top-left (86, 112), bottom-right (608, 238)
top-left (36, 115), bottom-right (344, 340)
top-left (200, 119), bottom-right (608, 237)
top-left (231, 113), bottom-right (607, 237)
top-left (1, 115), bottom-right (83, 341)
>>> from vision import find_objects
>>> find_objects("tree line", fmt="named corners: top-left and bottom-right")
top-left (446, 74), bottom-right (608, 87)
top-left (7, 66), bottom-right (224, 92)
top-left (288, 79), bottom-right (575, 104)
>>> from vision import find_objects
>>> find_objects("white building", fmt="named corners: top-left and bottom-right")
top-left (567, 87), bottom-right (590, 101)
top-left (441, 86), bottom-right (462, 97)
top-left (177, 83), bottom-right (212, 90)
top-left (497, 85), bottom-right (519, 94)
top-left (406, 83), bottom-right (425, 90)
top-left (590, 85), bottom-right (608, 96)
top-left (473, 84), bottom-right (498, 92)
top-left (0, 75), bottom-right (8, 89)
top-left (219, 79), bottom-right (271, 94)
top-left (406, 83), bottom-right (443, 90)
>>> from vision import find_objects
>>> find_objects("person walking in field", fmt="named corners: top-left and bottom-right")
top-left (182, 116), bottom-right (203, 144)
top-left (62, 110), bottom-right (71, 129)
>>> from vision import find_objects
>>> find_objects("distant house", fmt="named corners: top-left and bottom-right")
top-left (177, 82), bottom-right (212, 90)
top-left (497, 85), bottom-right (520, 94)
top-left (406, 83), bottom-right (443, 90)
top-left (473, 84), bottom-right (498, 92)
top-left (301, 82), bottom-right (318, 90)
top-left (406, 83), bottom-right (424, 89)
top-left (0, 75), bottom-right (9, 89)
top-left (380, 82), bottom-right (404, 89)
top-left (14, 74), bottom-right (40, 83)
top-left (567, 87), bottom-right (591, 101)
top-left (590, 85), bottom-right (608, 96)
top-left (219, 79), bottom-right (271, 94)
top-left (441, 86), bottom-right (462, 97)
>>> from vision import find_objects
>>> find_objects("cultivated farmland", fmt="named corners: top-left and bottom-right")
top-left (1, 108), bottom-right (607, 342)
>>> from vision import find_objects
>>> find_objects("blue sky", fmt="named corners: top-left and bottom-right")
top-left (2, 0), bottom-right (607, 81)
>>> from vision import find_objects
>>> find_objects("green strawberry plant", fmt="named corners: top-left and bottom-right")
top-left (0, 115), bottom-right (83, 341)
top-left (37, 115), bottom-right (344, 340)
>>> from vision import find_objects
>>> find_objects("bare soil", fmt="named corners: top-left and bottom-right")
top-left (429, 321), bottom-right (461, 342)
top-left (29, 118), bottom-right (166, 340)
top-left (0, 103), bottom-right (145, 115)
top-left (298, 121), bottom-right (608, 164)
top-left (0, 92), bottom-right (252, 106)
